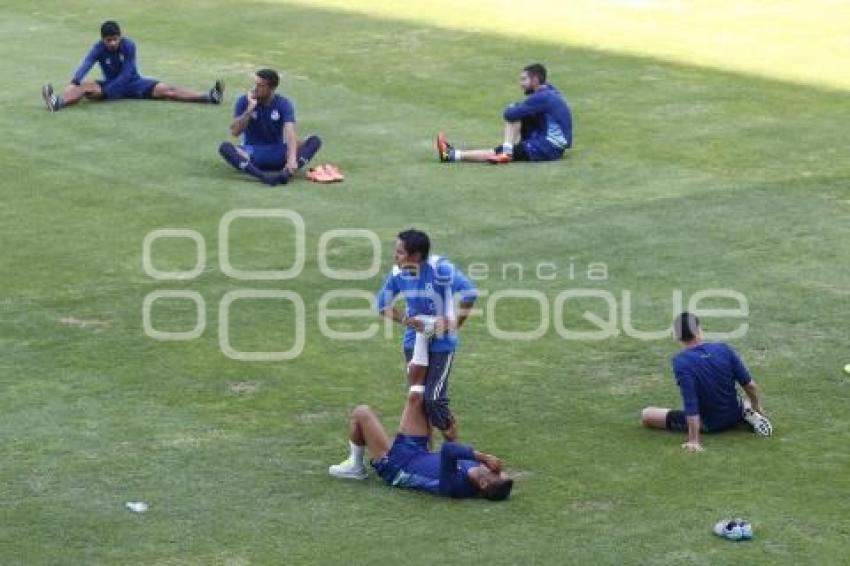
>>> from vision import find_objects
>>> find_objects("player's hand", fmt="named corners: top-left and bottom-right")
top-left (681, 441), bottom-right (704, 453)
top-left (434, 316), bottom-right (456, 336)
top-left (245, 91), bottom-right (258, 111)
top-left (481, 454), bottom-right (503, 473)
top-left (407, 317), bottom-right (424, 332)
top-left (284, 159), bottom-right (298, 174)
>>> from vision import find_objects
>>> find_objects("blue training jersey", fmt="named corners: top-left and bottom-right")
top-left (72, 38), bottom-right (142, 94)
top-left (503, 84), bottom-right (573, 149)
top-left (234, 93), bottom-right (295, 147)
top-left (376, 255), bottom-right (478, 353)
top-left (672, 342), bottom-right (752, 431)
top-left (394, 442), bottom-right (478, 498)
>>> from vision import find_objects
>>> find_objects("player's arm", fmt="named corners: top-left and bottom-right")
top-left (71, 44), bottom-right (101, 85)
top-left (376, 277), bottom-right (421, 331)
top-left (283, 121), bottom-right (298, 173)
top-left (742, 381), bottom-right (764, 415)
top-left (683, 415), bottom-right (703, 452)
top-left (230, 94), bottom-right (256, 137)
top-left (676, 367), bottom-right (703, 452)
top-left (503, 91), bottom-right (548, 121)
top-left (730, 347), bottom-right (765, 414)
top-left (440, 442), bottom-right (475, 493)
top-left (473, 450), bottom-right (502, 472)
top-left (379, 305), bottom-right (422, 332)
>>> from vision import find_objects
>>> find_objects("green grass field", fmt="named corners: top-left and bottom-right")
top-left (2, 1), bottom-right (849, 564)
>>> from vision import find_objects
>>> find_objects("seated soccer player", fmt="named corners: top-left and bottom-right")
top-left (436, 63), bottom-right (572, 164)
top-left (328, 390), bottom-right (513, 501)
top-left (641, 312), bottom-right (773, 452)
top-left (218, 69), bottom-right (321, 186)
top-left (41, 20), bottom-right (223, 112)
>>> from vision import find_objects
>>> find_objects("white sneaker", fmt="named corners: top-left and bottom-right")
top-left (713, 519), bottom-right (743, 541)
top-left (328, 457), bottom-right (368, 480)
top-left (743, 407), bottom-right (773, 437)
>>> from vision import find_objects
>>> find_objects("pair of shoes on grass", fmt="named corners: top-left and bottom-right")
top-left (714, 518), bottom-right (754, 541)
top-left (306, 163), bottom-right (345, 183)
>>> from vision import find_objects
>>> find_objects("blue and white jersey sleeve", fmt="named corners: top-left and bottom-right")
top-left (376, 271), bottom-right (400, 313)
top-left (432, 258), bottom-right (478, 305)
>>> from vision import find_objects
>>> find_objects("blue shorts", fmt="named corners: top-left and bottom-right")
top-left (371, 434), bottom-right (429, 484)
top-left (100, 77), bottom-right (160, 100)
top-left (243, 143), bottom-right (287, 171)
top-left (403, 349), bottom-right (455, 431)
top-left (666, 408), bottom-right (744, 433)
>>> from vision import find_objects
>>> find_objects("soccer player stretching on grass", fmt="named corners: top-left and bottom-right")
top-left (218, 68), bottom-right (322, 186)
top-left (328, 389), bottom-right (513, 501)
top-left (437, 63), bottom-right (572, 164)
top-left (641, 312), bottom-right (773, 452)
top-left (377, 229), bottom-right (477, 442)
top-left (41, 21), bottom-right (224, 112)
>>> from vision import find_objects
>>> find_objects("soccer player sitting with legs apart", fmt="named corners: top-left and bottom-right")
top-left (218, 69), bottom-right (322, 186)
top-left (641, 312), bottom-right (773, 452)
top-left (328, 388), bottom-right (513, 501)
top-left (436, 63), bottom-right (572, 164)
top-left (42, 20), bottom-right (224, 112)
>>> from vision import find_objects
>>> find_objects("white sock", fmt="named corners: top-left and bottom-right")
top-left (350, 441), bottom-right (365, 466)
top-left (452, 149), bottom-right (463, 161)
top-left (502, 143), bottom-right (514, 155)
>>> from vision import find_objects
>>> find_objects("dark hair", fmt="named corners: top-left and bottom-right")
top-left (100, 20), bottom-right (121, 38)
top-left (256, 69), bottom-right (280, 89)
top-left (673, 312), bottom-right (700, 342)
top-left (397, 229), bottom-right (430, 260)
top-left (481, 477), bottom-right (514, 501)
top-left (523, 63), bottom-right (547, 84)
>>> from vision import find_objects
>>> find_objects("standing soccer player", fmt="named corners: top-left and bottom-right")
top-left (377, 229), bottom-right (478, 441)
top-left (437, 63), bottom-right (572, 164)
top-left (641, 312), bottom-right (773, 452)
top-left (218, 68), bottom-right (322, 186)
top-left (41, 20), bottom-right (224, 111)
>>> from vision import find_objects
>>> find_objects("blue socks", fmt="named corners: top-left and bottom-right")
top-left (297, 135), bottom-right (322, 168)
top-left (218, 142), bottom-right (269, 183)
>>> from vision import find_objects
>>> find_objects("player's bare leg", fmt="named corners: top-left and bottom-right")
top-left (42, 82), bottom-right (103, 111)
top-left (152, 80), bottom-right (224, 104)
top-left (329, 404), bottom-right (391, 480)
top-left (641, 407), bottom-right (670, 429)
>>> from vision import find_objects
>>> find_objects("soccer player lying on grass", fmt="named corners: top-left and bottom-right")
top-left (641, 312), bottom-right (773, 452)
top-left (218, 68), bottom-right (322, 186)
top-left (41, 20), bottom-right (224, 112)
top-left (436, 63), bottom-right (572, 164)
top-left (328, 389), bottom-right (513, 501)
top-left (377, 229), bottom-right (478, 442)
